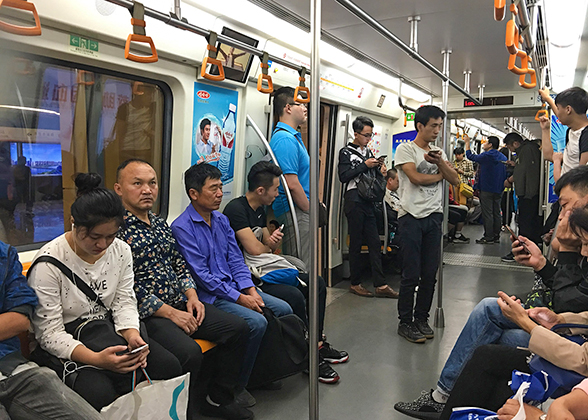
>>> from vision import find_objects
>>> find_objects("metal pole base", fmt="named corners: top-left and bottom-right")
top-left (433, 307), bottom-right (445, 328)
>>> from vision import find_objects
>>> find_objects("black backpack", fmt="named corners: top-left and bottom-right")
top-left (346, 146), bottom-right (386, 202)
top-left (248, 307), bottom-right (308, 388)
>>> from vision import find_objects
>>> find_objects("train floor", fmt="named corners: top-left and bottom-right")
top-left (243, 224), bottom-right (534, 420)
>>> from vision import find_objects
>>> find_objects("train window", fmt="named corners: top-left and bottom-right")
top-left (0, 52), bottom-right (170, 250)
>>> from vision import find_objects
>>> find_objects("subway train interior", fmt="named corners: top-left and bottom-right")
top-left (0, 0), bottom-right (586, 419)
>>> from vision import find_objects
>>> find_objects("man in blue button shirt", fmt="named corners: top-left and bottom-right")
top-left (465, 135), bottom-right (507, 244)
top-left (171, 163), bottom-right (292, 408)
top-left (270, 86), bottom-right (311, 268)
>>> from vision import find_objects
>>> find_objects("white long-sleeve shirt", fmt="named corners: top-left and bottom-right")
top-left (28, 234), bottom-right (140, 360)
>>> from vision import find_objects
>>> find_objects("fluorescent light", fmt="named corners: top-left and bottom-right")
top-left (401, 84), bottom-right (430, 103)
top-left (320, 41), bottom-right (356, 68)
top-left (348, 62), bottom-right (399, 91)
top-left (0, 105), bottom-right (60, 116)
top-left (544, 0), bottom-right (588, 92)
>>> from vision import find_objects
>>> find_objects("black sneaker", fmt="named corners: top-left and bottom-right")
top-left (318, 359), bottom-right (340, 384)
top-left (319, 342), bottom-right (349, 364)
top-left (394, 390), bottom-right (444, 420)
top-left (234, 389), bottom-right (256, 408)
top-left (501, 252), bottom-right (515, 263)
top-left (201, 398), bottom-right (254, 420)
top-left (414, 319), bottom-right (434, 339)
top-left (398, 322), bottom-right (426, 343)
top-left (493, 235), bottom-right (501, 243)
top-left (452, 234), bottom-right (470, 244)
top-left (475, 237), bottom-right (495, 244)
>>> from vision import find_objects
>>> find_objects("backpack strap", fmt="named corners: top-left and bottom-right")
top-left (28, 256), bottom-right (111, 313)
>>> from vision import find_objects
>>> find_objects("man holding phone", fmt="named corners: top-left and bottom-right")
top-left (338, 116), bottom-right (399, 299)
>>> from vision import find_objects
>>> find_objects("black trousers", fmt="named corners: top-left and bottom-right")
top-left (439, 345), bottom-right (530, 420)
top-left (480, 191), bottom-right (503, 240)
top-left (397, 213), bottom-right (443, 324)
top-left (518, 195), bottom-right (543, 245)
top-left (344, 195), bottom-right (386, 287)
top-left (143, 302), bottom-right (249, 407)
top-left (260, 273), bottom-right (326, 340)
top-left (73, 337), bottom-right (183, 411)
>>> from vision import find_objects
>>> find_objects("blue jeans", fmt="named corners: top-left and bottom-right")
top-left (0, 366), bottom-right (101, 420)
top-left (214, 290), bottom-right (293, 388)
top-left (437, 298), bottom-right (531, 396)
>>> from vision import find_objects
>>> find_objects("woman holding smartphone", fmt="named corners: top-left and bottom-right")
top-left (27, 173), bottom-right (181, 411)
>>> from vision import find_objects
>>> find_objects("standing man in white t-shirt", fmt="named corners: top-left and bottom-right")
top-left (539, 87), bottom-right (588, 178)
top-left (394, 105), bottom-right (460, 343)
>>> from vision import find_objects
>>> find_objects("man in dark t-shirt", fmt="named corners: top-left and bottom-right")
top-left (224, 161), bottom-right (349, 384)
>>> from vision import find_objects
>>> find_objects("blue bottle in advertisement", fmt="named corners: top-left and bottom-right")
top-left (219, 103), bottom-right (236, 181)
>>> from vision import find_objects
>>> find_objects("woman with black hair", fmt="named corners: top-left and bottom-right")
top-left (27, 173), bottom-right (182, 411)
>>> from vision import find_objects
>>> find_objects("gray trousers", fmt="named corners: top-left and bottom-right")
top-left (276, 208), bottom-right (310, 269)
top-left (0, 366), bottom-right (101, 420)
top-left (480, 191), bottom-right (503, 240)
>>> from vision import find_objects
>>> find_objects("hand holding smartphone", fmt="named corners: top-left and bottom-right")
top-left (116, 344), bottom-right (149, 356)
top-left (279, 224), bottom-right (284, 232)
top-left (505, 226), bottom-right (531, 254)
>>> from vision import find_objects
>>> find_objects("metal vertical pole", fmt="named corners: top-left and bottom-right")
top-left (463, 71), bottom-right (471, 94)
top-left (408, 16), bottom-right (421, 52)
top-left (309, 0), bottom-right (321, 418)
top-left (434, 49), bottom-right (451, 329)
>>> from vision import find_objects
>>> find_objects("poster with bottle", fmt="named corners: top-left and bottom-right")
top-left (548, 114), bottom-right (568, 203)
top-left (192, 82), bottom-right (238, 197)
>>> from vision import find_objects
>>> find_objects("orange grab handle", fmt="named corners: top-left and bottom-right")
top-left (403, 110), bottom-right (407, 127)
top-left (505, 20), bottom-right (520, 55)
top-left (200, 57), bottom-right (225, 81)
top-left (494, 0), bottom-right (506, 21)
top-left (294, 86), bottom-right (310, 104)
top-left (508, 50), bottom-right (529, 76)
top-left (125, 34), bottom-right (158, 63)
top-left (0, 0), bottom-right (41, 36)
top-left (535, 108), bottom-right (548, 121)
top-left (257, 73), bottom-right (273, 94)
top-left (77, 70), bottom-right (94, 86)
top-left (519, 68), bottom-right (537, 89)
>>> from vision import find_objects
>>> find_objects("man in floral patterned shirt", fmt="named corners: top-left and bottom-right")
top-left (115, 159), bottom-right (253, 420)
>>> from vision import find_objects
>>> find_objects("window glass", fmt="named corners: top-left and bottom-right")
top-left (0, 52), bottom-right (166, 248)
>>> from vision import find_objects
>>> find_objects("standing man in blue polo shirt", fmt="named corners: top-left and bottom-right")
top-left (465, 135), bottom-right (507, 244)
top-left (270, 86), bottom-right (311, 268)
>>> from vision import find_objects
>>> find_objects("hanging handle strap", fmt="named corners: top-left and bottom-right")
top-left (200, 31), bottom-right (225, 81)
top-left (494, 0), bottom-right (506, 21)
top-left (535, 103), bottom-right (548, 121)
top-left (294, 67), bottom-right (310, 104)
top-left (519, 67), bottom-right (537, 89)
top-left (124, 1), bottom-right (158, 63)
top-left (0, 0), bottom-right (41, 36)
top-left (257, 52), bottom-right (273, 94)
top-left (508, 50), bottom-right (529, 76)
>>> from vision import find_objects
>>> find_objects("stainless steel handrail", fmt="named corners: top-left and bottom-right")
top-left (246, 115), bottom-right (302, 258)
top-left (333, 0), bottom-right (482, 106)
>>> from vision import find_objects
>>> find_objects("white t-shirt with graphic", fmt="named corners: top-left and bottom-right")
top-left (562, 126), bottom-right (588, 175)
top-left (395, 141), bottom-right (446, 219)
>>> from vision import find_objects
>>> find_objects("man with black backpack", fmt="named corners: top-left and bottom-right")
top-left (338, 116), bottom-right (398, 299)
top-left (394, 105), bottom-right (460, 343)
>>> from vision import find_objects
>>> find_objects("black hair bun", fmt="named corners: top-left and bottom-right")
top-left (75, 173), bottom-right (102, 197)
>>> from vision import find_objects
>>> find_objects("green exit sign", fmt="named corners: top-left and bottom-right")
top-left (69, 35), bottom-right (99, 57)
top-left (406, 112), bottom-right (415, 121)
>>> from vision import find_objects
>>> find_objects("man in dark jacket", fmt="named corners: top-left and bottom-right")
top-left (0, 241), bottom-right (101, 420)
top-left (338, 116), bottom-right (398, 298)
top-left (465, 135), bottom-right (507, 244)
top-left (502, 133), bottom-right (543, 261)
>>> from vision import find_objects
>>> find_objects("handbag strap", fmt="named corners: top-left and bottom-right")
top-left (28, 255), bottom-right (111, 313)
top-left (551, 323), bottom-right (588, 333)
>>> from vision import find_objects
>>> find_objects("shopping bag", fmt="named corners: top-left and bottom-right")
top-left (101, 371), bottom-right (190, 420)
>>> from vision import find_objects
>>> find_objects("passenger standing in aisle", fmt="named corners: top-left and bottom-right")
top-left (464, 135), bottom-right (507, 244)
top-left (0, 240), bottom-right (102, 420)
top-left (338, 116), bottom-right (399, 298)
top-left (171, 163), bottom-right (292, 408)
top-left (114, 159), bottom-right (252, 420)
top-left (269, 86), bottom-right (311, 268)
top-left (502, 133), bottom-right (542, 262)
top-left (395, 105), bottom-right (460, 343)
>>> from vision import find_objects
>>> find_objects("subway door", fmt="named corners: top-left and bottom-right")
top-left (326, 107), bottom-right (353, 287)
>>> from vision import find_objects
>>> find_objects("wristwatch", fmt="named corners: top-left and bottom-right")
top-left (539, 414), bottom-right (547, 420)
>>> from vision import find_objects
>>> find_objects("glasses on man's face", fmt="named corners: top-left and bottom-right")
top-left (288, 102), bottom-right (307, 108)
top-left (356, 132), bottom-right (374, 139)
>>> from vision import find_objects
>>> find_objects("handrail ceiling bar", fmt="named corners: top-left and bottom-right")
top-left (104, 0), bottom-right (305, 72)
top-left (333, 0), bottom-right (482, 106)
top-left (246, 115), bottom-right (302, 258)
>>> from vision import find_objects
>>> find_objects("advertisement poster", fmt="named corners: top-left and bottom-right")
top-left (392, 130), bottom-right (417, 161)
top-left (548, 114), bottom-right (567, 203)
top-left (192, 82), bottom-right (238, 196)
top-left (367, 125), bottom-right (383, 156)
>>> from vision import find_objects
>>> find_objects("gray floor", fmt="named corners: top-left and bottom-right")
top-left (247, 225), bottom-right (534, 420)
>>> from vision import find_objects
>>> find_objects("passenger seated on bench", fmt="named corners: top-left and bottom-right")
top-left (395, 166), bottom-right (588, 420)
top-left (27, 173), bottom-right (182, 411)
top-left (114, 159), bottom-right (252, 420)
top-left (448, 187), bottom-right (469, 243)
top-left (171, 163), bottom-right (292, 409)
top-left (0, 239), bottom-right (102, 420)
top-left (223, 161), bottom-right (349, 384)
